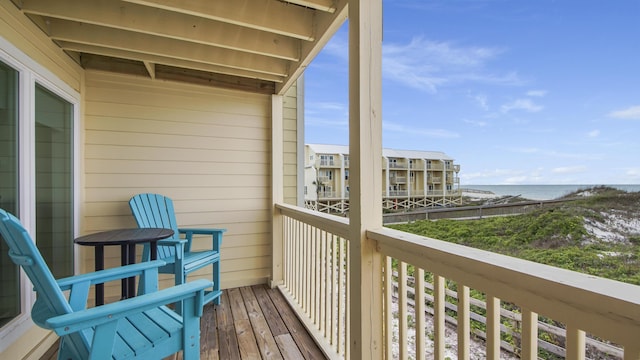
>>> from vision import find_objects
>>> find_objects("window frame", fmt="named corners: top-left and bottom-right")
top-left (0, 36), bottom-right (80, 352)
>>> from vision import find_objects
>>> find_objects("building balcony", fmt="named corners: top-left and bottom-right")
top-left (274, 203), bottom-right (640, 359)
top-left (317, 190), bottom-right (340, 198)
top-left (389, 163), bottom-right (408, 169)
top-left (388, 190), bottom-right (408, 197)
top-left (428, 176), bottom-right (442, 184)
top-left (390, 176), bottom-right (407, 184)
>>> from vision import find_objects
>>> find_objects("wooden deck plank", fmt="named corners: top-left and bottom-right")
top-left (252, 284), bottom-right (289, 336)
top-left (228, 287), bottom-right (249, 321)
top-left (200, 303), bottom-right (219, 360)
top-left (266, 287), bottom-right (326, 360)
top-left (235, 318), bottom-right (261, 359)
top-left (275, 334), bottom-right (306, 359)
top-left (216, 291), bottom-right (241, 360)
top-left (240, 286), bottom-right (284, 360)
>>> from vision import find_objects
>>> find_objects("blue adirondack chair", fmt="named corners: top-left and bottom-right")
top-left (129, 193), bottom-right (225, 306)
top-left (0, 208), bottom-right (210, 360)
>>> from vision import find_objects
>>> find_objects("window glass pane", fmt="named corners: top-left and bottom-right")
top-left (35, 84), bottom-right (73, 278)
top-left (0, 61), bottom-right (20, 328)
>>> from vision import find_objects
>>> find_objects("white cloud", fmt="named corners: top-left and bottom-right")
top-left (526, 90), bottom-right (547, 97)
top-left (472, 93), bottom-right (489, 110)
top-left (552, 165), bottom-right (587, 174)
top-left (501, 98), bottom-right (543, 113)
top-left (382, 37), bottom-right (521, 92)
top-left (463, 119), bottom-right (488, 127)
top-left (608, 105), bottom-right (640, 120)
top-left (587, 130), bottom-right (600, 138)
top-left (384, 121), bottom-right (460, 138)
top-left (307, 101), bottom-right (347, 112)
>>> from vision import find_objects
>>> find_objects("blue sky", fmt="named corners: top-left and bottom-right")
top-left (304, 0), bottom-right (640, 185)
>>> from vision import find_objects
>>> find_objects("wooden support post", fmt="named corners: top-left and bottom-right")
top-left (271, 95), bottom-right (284, 288)
top-left (348, 0), bottom-right (384, 358)
top-left (521, 308), bottom-right (538, 360)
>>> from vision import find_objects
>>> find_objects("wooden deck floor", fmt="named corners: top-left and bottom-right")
top-left (41, 284), bottom-right (327, 360)
top-left (198, 284), bottom-right (327, 360)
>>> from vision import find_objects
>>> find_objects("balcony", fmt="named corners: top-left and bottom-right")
top-left (318, 191), bottom-right (340, 199)
top-left (428, 176), bottom-right (442, 184)
top-left (274, 203), bottom-right (640, 359)
top-left (390, 176), bottom-right (407, 184)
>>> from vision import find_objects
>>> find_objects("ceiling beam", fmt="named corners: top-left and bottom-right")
top-left (48, 19), bottom-right (290, 76)
top-left (143, 61), bottom-right (155, 79)
top-left (277, 0), bottom-right (348, 94)
top-left (20, 0), bottom-right (300, 61)
top-left (57, 41), bottom-right (285, 83)
top-left (123, 0), bottom-right (316, 41)
top-left (284, 0), bottom-right (336, 13)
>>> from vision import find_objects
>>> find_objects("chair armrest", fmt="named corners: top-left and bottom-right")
top-left (178, 228), bottom-right (226, 252)
top-left (157, 238), bottom-right (188, 246)
top-left (56, 260), bottom-right (166, 290)
top-left (57, 261), bottom-right (166, 310)
top-left (47, 279), bottom-right (212, 335)
top-left (178, 228), bottom-right (227, 235)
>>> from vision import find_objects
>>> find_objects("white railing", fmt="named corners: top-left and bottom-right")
top-left (275, 203), bottom-right (640, 359)
top-left (371, 227), bottom-right (640, 360)
top-left (277, 203), bottom-right (350, 359)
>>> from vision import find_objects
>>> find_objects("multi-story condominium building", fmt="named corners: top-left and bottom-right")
top-left (305, 144), bottom-right (461, 214)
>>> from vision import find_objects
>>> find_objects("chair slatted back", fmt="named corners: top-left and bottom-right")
top-left (0, 209), bottom-right (90, 358)
top-left (129, 193), bottom-right (180, 259)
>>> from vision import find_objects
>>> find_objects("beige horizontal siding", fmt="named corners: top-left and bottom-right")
top-left (283, 82), bottom-right (299, 205)
top-left (82, 70), bottom-right (273, 291)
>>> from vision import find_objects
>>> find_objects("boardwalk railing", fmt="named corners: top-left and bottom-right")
top-left (275, 203), bottom-right (640, 359)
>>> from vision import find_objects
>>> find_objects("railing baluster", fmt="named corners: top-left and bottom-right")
top-left (320, 229), bottom-right (327, 337)
top-left (457, 284), bottom-right (470, 360)
top-left (399, 261), bottom-right (408, 359)
top-left (416, 268), bottom-right (425, 360)
top-left (332, 234), bottom-right (339, 349)
top-left (434, 274), bottom-right (445, 359)
top-left (345, 238), bottom-right (350, 360)
top-left (295, 219), bottom-right (301, 302)
top-left (384, 256), bottom-right (393, 360)
top-left (521, 308), bottom-right (538, 360)
top-left (486, 294), bottom-right (501, 359)
top-left (338, 236), bottom-right (345, 356)
top-left (566, 326), bottom-right (586, 360)
top-left (283, 217), bottom-right (289, 287)
top-left (310, 227), bottom-right (316, 321)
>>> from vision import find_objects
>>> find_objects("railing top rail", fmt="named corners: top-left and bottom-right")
top-left (368, 226), bottom-right (640, 346)
top-left (275, 202), bottom-right (350, 239)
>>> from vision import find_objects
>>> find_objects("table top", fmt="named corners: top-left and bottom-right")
top-left (74, 228), bottom-right (174, 246)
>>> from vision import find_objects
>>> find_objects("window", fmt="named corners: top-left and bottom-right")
top-left (320, 154), bottom-right (334, 166)
top-left (0, 61), bottom-right (19, 329)
top-left (0, 50), bottom-right (78, 349)
top-left (35, 84), bottom-right (74, 278)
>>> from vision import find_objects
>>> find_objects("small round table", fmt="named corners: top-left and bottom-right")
top-left (74, 228), bottom-right (174, 305)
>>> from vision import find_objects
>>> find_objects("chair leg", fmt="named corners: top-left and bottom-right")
top-left (174, 269), bottom-right (186, 314)
top-left (213, 260), bottom-right (221, 305)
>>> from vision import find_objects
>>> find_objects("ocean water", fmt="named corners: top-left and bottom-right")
top-left (463, 184), bottom-right (640, 201)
